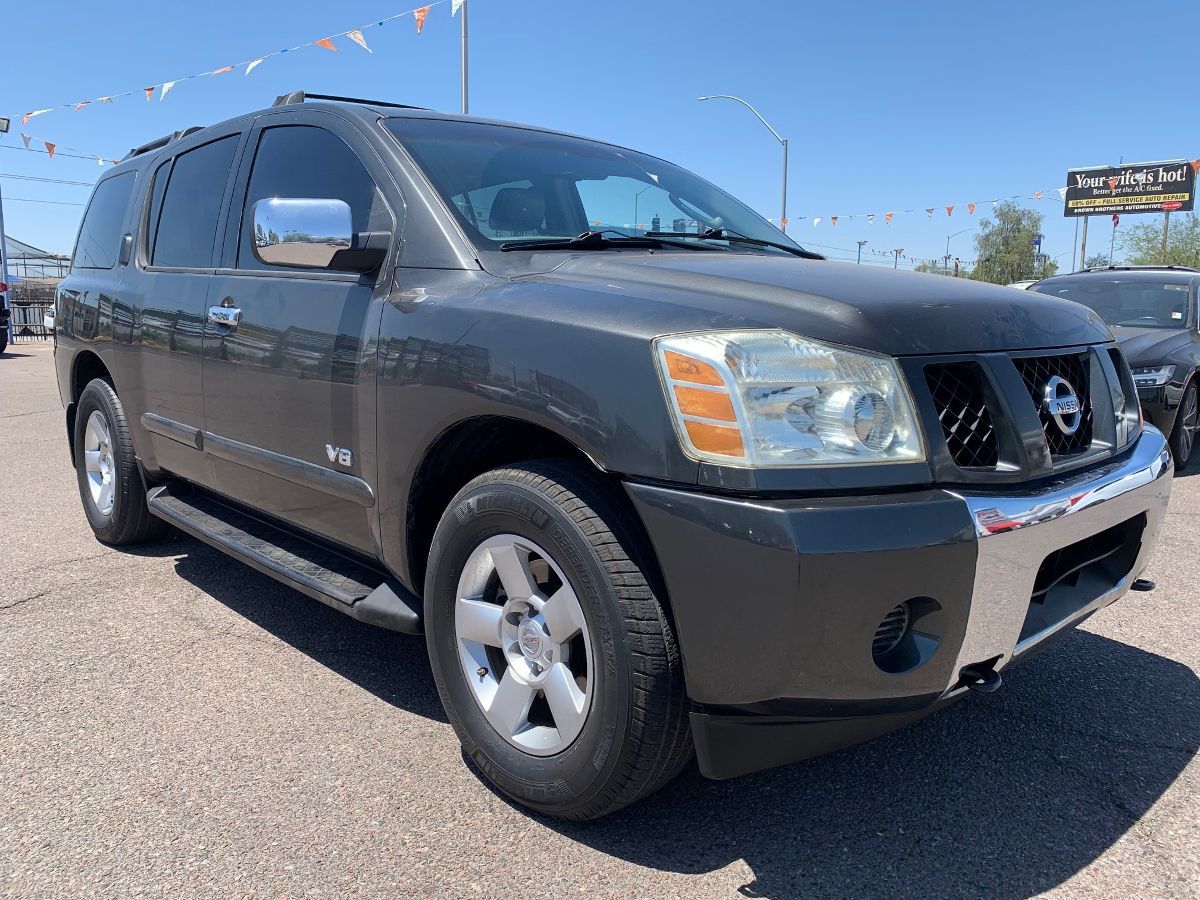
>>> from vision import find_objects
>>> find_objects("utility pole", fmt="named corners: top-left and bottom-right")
top-left (1161, 211), bottom-right (1171, 263)
top-left (892, 248), bottom-right (904, 269)
top-left (1071, 217), bottom-right (1079, 271)
top-left (1109, 214), bottom-right (1118, 261)
top-left (459, 0), bottom-right (469, 114)
top-left (1080, 216), bottom-right (1089, 268)
top-left (0, 115), bottom-right (11, 348)
top-left (856, 240), bottom-right (867, 264)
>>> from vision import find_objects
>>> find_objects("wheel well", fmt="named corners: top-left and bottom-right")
top-left (71, 351), bottom-right (111, 402)
top-left (66, 351), bottom-right (112, 459)
top-left (406, 417), bottom-right (636, 593)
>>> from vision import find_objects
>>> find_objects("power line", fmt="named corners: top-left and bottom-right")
top-left (1, 173), bottom-right (93, 186)
top-left (2, 196), bottom-right (85, 206)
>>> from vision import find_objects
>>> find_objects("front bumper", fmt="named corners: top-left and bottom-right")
top-left (625, 427), bottom-right (1172, 779)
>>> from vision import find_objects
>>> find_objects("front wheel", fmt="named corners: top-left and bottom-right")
top-left (424, 460), bottom-right (692, 820)
top-left (1170, 380), bottom-right (1198, 469)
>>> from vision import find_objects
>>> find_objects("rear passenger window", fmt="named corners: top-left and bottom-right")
top-left (238, 125), bottom-right (391, 270)
top-left (73, 172), bottom-right (136, 269)
top-left (151, 135), bottom-right (239, 268)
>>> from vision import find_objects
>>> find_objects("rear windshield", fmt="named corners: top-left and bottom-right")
top-left (1032, 278), bottom-right (1193, 329)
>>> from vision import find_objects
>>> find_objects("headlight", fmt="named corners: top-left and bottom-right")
top-left (654, 329), bottom-right (925, 467)
top-left (1131, 365), bottom-right (1175, 387)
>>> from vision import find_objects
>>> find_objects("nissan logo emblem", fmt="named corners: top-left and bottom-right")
top-left (1043, 375), bottom-right (1082, 435)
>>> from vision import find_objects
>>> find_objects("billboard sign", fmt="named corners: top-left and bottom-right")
top-left (1063, 160), bottom-right (1195, 217)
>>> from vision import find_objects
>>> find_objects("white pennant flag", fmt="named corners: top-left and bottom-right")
top-left (813, 217), bottom-right (821, 227)
top-left (452, 0), bottom-right (465, 14)
top-left (95, 156), bottom-right (105, 166)
top-left (1056, 186), bottom-right (1068, 200)
top-left (346, 29), bottom-right (372, 52)
top-left (161, 80), bottom-right (176, 100)
top-left (21, 134), bottom-right (30, 150)
top-left (866, 214), bottom-right (875, 225)
top-left (246, 58), bottom-right (263, 75)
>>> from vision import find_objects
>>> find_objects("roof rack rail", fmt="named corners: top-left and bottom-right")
top-left (121, 126), bottom-right (205, 161)
top-left (1080, 264), bottom-right (1200, 273)
top-left (272, 90), bottom-right (429, 111)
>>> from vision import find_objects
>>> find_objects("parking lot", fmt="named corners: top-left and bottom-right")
top-left (0, 341), bottom-right (1196, 898)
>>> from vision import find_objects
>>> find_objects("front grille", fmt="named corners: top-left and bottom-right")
top-left (1014, 352), bottom-right (1094, 457)
top-left (925, 363), bottom-right (999, 468)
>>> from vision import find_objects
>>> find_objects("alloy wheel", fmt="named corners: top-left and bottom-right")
top-left (454, 534), bottom-right (594, 756)
top-left (83, 410), bottom-right (116, 516)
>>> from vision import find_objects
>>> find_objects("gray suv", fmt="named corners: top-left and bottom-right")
top-left (52, 92), bottom-right (1172, 819)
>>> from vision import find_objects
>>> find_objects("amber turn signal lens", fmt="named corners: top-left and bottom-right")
top-left (665, 350), bottom-right (724, 386)
top-left (684, 420), bottom-right (745, 457)
top-left (673, 385), bottom-right (736, 422)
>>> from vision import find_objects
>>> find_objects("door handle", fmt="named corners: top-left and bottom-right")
top-left (208, 305), bottom-right (241, 329)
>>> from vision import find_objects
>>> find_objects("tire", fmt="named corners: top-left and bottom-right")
top-left (424, 460), bottom-right (692, 820)
top-left (1169, 379), bottom-right (1198, 470)
top-left (73, 378), bottom-right (165, 546)
top-left (0, 329), bottom-right (8, 355)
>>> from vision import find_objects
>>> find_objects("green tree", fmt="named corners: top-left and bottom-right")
top-left (970, 201), bottom-right (1051, 284)
top-left (1120, 212), bottom-right (1200, 267)
top-left (1084, 253), bottom-right (1111, 269)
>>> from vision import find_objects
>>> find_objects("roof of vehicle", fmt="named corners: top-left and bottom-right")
top-left (1037, 266), bottom-right (1200, 285)
top-left (117, 91), bottom-right (608, 166)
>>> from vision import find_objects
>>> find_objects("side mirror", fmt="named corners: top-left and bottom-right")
top-left (251, 198), bottom-right (387, 274)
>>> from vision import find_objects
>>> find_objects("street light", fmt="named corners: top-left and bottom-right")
top-left (892, 248), bottom-right (904, 269)
top-left (945, 226), bottom-right (976, 275)
top-left (698, 95), bottom-right (788, 233)
top-left (856, 240), bottom-right (868, 264)
top-left (633, 184), bottom-right (652, 230)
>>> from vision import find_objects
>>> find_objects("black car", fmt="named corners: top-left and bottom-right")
top-left (51, 92), bottom-right (1172, 819)
top-left (1032, 266), bottom-right (1200, 467)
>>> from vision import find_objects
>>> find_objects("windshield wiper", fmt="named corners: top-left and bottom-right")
top-left (645, 227), bottom-right (824, 260)
top-left (499, 230), bottom-right (665, 252)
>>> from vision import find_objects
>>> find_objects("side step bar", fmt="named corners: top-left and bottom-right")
top-left (147, 484), bottom-right (422, 634)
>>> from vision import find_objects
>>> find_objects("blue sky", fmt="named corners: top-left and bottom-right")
top-left (2, 0), bottom-right (1196, 268)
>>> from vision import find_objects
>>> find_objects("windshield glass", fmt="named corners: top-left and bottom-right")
top-left (1032, 278), bottom-right (1194, 329)
top-left (384, 118), bottom-right (801, 253)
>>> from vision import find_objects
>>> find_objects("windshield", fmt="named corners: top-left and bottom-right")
top-left (384, 117), bottom-right (802, 254)
top-left (1032, 278), bottom-right (1194, 329)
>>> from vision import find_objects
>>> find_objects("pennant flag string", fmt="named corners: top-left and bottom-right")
top-left (7, 0), bottom-right (453, 123)
top-left (3, 130), bottom-right (121, 165)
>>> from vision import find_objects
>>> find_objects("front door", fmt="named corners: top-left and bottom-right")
top-left (201, 116), bottom-right (398, 555)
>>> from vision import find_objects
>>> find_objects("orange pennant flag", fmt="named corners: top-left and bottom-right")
top-left (1034, 190), bottom-right (1043, 199)
top-left (44, 141), bottom-right (56, 160)
top-left (75, 101), bottom-right (90, 111)
top-left (315, 38), bottom-right (337, 51)
top-left (946, 205), bottom-right (955, 217)
top-left (144, 86), bottom-right (155, 101)
top-left (414, 5), bottom-right (431, 32)
top-left (1191, 160), bottom-right (1200, 175)
top-left (210, 66), bottom-right (235, 75)
top-left (967, 202), bottom-right (976, 215)
top-left (1107, 178), bottom-right (1119, 192)
top-left (830, 215), bottom-right (839, 227)
top-left (884, 212), bottom-right (894, 224)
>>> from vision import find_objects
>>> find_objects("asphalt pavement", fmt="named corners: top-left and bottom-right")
top-left (1, 342), bottom-right (1196, 898)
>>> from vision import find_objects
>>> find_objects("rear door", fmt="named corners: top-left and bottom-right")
top-left (201, 112), bottom-right (398, 554)
top-left (132, 130), bottom-right (244, 487)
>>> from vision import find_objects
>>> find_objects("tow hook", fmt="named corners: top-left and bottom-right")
top-left (1131, 578), bottom-right (1155, 592)
top-left (958, 663), bottom-right (1003, 694)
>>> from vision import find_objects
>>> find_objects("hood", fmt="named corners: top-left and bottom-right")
top-left (1110, 325), bottom-right (1192, 366)
top-left (533, 253), bottom-right (1111, 356)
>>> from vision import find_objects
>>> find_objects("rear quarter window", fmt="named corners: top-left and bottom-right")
top-left (72, 172), bottom-right (137, 270)
top-left (151, 135), bottom-right (240, 268)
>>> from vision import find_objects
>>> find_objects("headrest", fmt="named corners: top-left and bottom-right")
top-left (489, 187), bottom-right (545, 233)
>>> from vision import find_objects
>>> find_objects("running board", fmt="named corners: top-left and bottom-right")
top-left (146, 485), bottom-right (422, 634)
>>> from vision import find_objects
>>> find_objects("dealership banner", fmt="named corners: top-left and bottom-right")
top-left (1063, 161), bottom-right (1195, 217)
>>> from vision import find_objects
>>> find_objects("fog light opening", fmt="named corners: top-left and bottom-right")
top-left (872, 597), bottom-right (943, 674)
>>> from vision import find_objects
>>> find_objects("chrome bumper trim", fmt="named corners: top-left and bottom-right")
top-left (947, 427), bottom-right (1172, 680)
